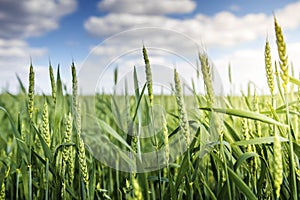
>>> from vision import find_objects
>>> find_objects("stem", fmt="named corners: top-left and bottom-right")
top-left (28, 165), bottom-right (32, 200)
top-left (284, 92), bottom-right (297, 200)
top-left (220, 132), bottom-right (232, 200)
top-left (150, 107), bottom-right (162, 200)
top-left (16, 169), bottom-right (20, 200)
top-left (136, 100), bottom-right (142, 161)
top-left (45, 158), bottom-right (49, 200)
top-left (28, 122), bottom-right (32, 200)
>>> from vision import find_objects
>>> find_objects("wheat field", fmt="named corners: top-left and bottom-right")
top-left (0, 17), bottom-right (299, 200)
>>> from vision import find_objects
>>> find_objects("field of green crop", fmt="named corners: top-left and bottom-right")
top-left (0, 17), bottom-right (299, 200)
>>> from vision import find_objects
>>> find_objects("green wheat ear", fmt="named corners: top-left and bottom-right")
top-left (274, 16), bottom-right (289, 92)
top-left (143, 45), bottom-right (153, 107)
top-left (264, 38), bottom-right (275, 95)
top-left (162, 114), bottom-right (169, 166)
top-left (49, 62), bottom-right (56, 104)
top-left (28, 63), bottom-right (35, 120)
top-left (62, 113), bottom-right (73, 163)
top-left (273, 132), bottom-right (283, 198)
top-left (174, 68), bottom-right (190, 147)
top-left (41, 101), bottom-right (51, 147)
top-left (78, 136), bottom-right (89, 187)
top-left (71, 62), bottom-right (78, 113)
top-left (199, 52), bottom-right (215, 106)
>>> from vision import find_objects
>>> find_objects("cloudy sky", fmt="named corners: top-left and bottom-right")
top-left (1, 0), bottom-right (300, 95)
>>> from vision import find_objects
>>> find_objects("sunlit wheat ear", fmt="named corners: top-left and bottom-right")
top-left (41, 101), bottom-right (51, 147)
top-left (78, 136), bottom-right (89, 187)
top-left (49, 62), bottom-right (56, 104)
top-left (162, 114), bottom-right (169, 166)
top-left (174, 68), bottom-right (190, 147)
top-left (132, 176), bottom-right (142, 200)
top-left (273, 133), bottom-right (283, 198)
top-left (199, 52), bottom-right (215, 106)
top-left (28, 63), bottom-right (35, 120)
top-left (264, 38), bottom-right (275, 95)
top-left (143, 45), bottom-right (153, 107)
top-left (274, 16), bottom-right (289, 92)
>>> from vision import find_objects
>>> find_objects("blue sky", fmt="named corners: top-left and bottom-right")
top-left (1, 0), bottom-right (300, 95)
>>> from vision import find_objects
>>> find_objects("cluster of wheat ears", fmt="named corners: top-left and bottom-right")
top-left (0, 17), bottom-right (299, 200)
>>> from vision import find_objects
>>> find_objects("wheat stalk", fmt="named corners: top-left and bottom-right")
top-left (174, 68), bottom-right (190, 147)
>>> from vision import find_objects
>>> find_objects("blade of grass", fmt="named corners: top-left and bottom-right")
top-left (199, 107), bottom-right (288, 127)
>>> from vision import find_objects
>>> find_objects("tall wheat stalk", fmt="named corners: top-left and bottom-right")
top-left (274, 16), bottom-right (297, 200)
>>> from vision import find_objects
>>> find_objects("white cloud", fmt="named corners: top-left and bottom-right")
top-left (84, 11), bottom-right (271, 48)
top-left (0, 39), bottom-right (47, 58)
top-left (0, 0), bottom-right (77, 39)
top-left (98, 0), bottom-right (196, 15)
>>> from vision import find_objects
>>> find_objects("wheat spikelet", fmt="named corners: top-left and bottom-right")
top-left (274, 17), bottom-right (289, 92)
top-left (199, 52), bottom-right (215, 106)
top-left (62, 113), bottom-right (72, 163)
top-left (61, 113), bottom-right (73, 200)
top-left (78, 136), bottom-right (89, 186)
top-left (162, 114), bottom-right (169, 166)
top-left (143, 45), bottom-right (153, 107)
top-left (28, 64), bottom-right (34, 119)
top-left (174, 68), bottom-right (190, 146)
top-left (264, 38), bottom-right (275, 95)
top-left (49, 63), bottom-right (56, 104)
top-left (41, 101), bottom-right (51, 147)
top-left (273, 133), bottom-right (283, 198)
top-left (68, 149), bottom-right (75, 184)
top-left (71, 62), bottom-right (78, 114)
top-left (241, 118), bottom-right (252, 152)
